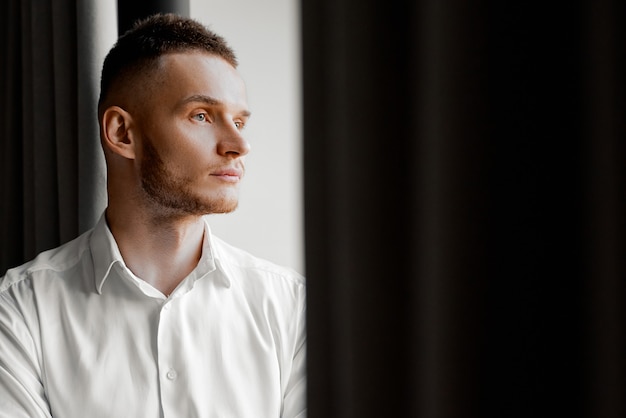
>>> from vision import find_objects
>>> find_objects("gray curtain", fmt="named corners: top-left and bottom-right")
top-left (0, 0), bottom-right (115, 274)
top-left (303, 0), bottom-right (625, 417)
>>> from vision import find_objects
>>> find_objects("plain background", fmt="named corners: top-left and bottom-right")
top-left (190, 0), bottom-right (304, 274)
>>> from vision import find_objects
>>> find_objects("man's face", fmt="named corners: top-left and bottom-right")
top-left (134, 52), bottom-right (251, 218)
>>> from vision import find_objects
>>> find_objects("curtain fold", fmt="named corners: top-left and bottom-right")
top-left (302, 1), bottom-right (625, 417)
top-left (0, 1), bottom-right (24, 273)
top-left (76, 0), bottom-right (117, 233)
top-left (0, 0), bottom-right (115, 274)
top-left (585, 1), bottom-right (625, 415)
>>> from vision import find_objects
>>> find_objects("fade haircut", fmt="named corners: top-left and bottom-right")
top-left (98, 13), bottom-right (237, 112)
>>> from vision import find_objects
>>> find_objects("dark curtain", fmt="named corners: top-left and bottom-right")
top-left (303, 1), bottom-right (624, 417)
top-left (0, 0), bottom-right (115, 274)
top-left (118, 0), bottom-right (189, 34)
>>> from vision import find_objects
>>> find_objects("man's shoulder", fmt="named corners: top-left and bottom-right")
top-left (0, 230), bottom-right (93, 294)
top-left (210, 235), bottom-right (305, 289)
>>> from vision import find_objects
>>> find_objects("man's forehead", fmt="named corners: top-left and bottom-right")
top-left (149, 53), bottom-right (249, 114)
top-left (157, 52), bottom-right (245, 91)
top-left (157, 51), bottom-right (239, 76)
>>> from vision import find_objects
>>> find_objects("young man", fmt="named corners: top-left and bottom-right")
top-left (0, 14), bottom-right (306, 418)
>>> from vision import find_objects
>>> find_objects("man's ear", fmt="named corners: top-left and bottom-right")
top-left (101, 106), bottom-right (137, 160)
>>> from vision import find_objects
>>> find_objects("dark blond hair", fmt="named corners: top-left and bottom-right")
top-left (98, 14), bottom-right (237, 111)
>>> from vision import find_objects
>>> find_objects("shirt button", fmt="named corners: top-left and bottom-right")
top-left (166, 369), bottom-right (178, 380)
top-left (163, 304), bottom-right (171, 311)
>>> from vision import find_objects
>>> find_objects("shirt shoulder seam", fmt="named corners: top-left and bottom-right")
top-left (0, 237), bottom-right (92, 294)
top-left (211, 237), bottom-right (304, 288)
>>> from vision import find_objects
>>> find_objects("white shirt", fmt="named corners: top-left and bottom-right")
top-left (0, 214), bottom-right (306, 418)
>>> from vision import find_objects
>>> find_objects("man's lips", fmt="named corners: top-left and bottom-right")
top-left (210, 168), bottom-right (243, 182)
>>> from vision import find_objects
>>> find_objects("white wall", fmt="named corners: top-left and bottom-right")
top-left (190, 1), bottom-right (304, 274)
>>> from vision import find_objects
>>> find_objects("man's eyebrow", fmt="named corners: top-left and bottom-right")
top-left (180, 94), bottom-right (251, 117)
top-left (181, 94), bottom-right (220, 106)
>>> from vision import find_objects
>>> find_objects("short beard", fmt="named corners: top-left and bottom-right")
top-left (139, 137), bottom-right (239, 218)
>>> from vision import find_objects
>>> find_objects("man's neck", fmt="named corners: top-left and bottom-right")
top-left (105, 207), bottom-right (206, 296)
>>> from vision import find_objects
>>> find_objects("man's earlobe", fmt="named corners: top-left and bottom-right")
top-left (102, 106), bottom-right (136, 159)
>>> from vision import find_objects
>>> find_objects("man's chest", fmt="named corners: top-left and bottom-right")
top-left (35, 280), bottom-right (283, 417)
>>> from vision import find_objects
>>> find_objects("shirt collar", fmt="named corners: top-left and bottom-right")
top-left (89, 213), bottom-right (231, 295)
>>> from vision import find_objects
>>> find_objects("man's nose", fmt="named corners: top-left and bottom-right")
top-left (216, 123), bottom-right (251, 157)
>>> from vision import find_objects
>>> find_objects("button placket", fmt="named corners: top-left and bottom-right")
top-left (157, 298), bottom-right (182, 417)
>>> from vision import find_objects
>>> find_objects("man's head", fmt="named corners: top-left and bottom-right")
top-left (99, 14), bottom-right (251, 219)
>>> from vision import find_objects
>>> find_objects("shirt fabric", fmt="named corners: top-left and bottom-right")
top-left (0, 214), bottom-right (306, 418)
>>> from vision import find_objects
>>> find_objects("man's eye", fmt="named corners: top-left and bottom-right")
top-left (234, 121), bottom-right (245, 130)
top-left (192, 113), bottom-right (208, 122)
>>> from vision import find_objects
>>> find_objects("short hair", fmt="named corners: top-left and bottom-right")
top-left (98, 13), bottom-right (237, 111)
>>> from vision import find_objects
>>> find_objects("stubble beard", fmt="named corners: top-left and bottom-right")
top-left (139, 137), bottom-right (239, 218)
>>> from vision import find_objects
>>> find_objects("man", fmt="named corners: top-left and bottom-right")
top-left (0, 14), bottom-right (306, 418)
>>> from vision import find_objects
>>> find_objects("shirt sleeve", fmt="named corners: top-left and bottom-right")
top-left (0, 279), bottom-right (52, 418)
top-left (281, 283), bottom-right (307, 418)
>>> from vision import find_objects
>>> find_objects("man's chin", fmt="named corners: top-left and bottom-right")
top-left (145, 196), bottom-right (239, 219)
top-left (199, 198), bottom-right (239, 215)
top-left (206, 204), bottom-right (238, 215)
